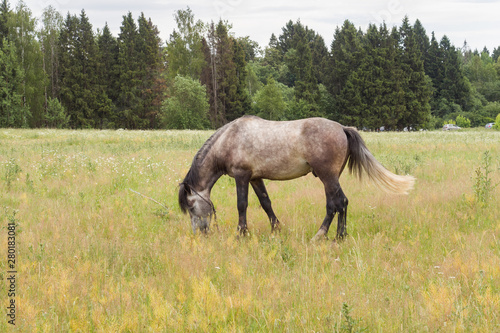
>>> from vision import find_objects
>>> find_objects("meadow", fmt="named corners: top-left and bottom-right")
top-left (0, 127), bottom-right (499, 332)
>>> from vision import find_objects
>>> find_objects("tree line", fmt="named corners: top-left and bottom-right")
top-left (1, 1), bottom-right (499, 130)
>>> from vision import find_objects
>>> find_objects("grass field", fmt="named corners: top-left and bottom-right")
top-left (1, 127), bottom-right (499, 332)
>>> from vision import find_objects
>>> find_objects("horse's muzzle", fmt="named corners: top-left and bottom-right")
top-left (191, 215), bottom-right (211, 234)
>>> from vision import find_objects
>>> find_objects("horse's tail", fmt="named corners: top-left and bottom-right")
top-left (343, 127), bottom-right (415, 194)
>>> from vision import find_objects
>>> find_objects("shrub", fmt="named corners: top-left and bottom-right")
top-left (3, 158), bottom-right (21, 190)
top-left (161, 75), bottom-right (210, 129)
top-left (44, 98), bottom-right (70, 128)
top-left (335, 303), bottom-right (368, 333)
top-left (253, 77), bottom-right (286, 120)
top-left (455, 115), bottom-right (471, 128)
top-left (482, 102), bottom-right (500, 119)
top-left (472, 151), bottom-right (497, 205)
top-left (494, 113), bottom-right (500, 130)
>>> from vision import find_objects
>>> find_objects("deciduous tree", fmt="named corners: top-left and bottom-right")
top-left (40, 6), bottom-right (62, 105)
top-left (253, 77), bottom-right (286, 120)
top-left (161, 75), bottom-right (209, 129)
top-left (165, 7), bottom-right (205, 80)
top-left (9, 1), bottom-right (46, 127)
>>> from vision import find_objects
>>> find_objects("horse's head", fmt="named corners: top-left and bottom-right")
top-left (179, 183), bottom-right (214, 234)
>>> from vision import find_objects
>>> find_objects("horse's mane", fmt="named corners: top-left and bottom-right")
top-left (178, 121), bottom-right (234, 213)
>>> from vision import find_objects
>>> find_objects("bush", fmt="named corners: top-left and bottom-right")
top-left (472, 151), bottom-right (498, 205)
top-left (494, 113), bottom-right (500, 130)
top-left (253, 77), bottom-right (286, 120)
top-left (161, 75), bottom-right (210, 129)
top-left (482, 101), bottom-right (500, 118)
top-left (44, 98), bottom-right (70, 128)
top-left (424, 115), bottom-right (441, 129)
top-left (456, 115), bottom-right (471, 128)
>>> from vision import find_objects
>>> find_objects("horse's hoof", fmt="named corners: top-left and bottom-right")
top-left (311, 229), bottom-right (328, 242)
top-left (334, 233), bottom-right (348, 243)
top-left (236, 228), bottom-right (250, 239)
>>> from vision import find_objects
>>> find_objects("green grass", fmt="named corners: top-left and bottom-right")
top-left (0, 128), bottom-right (499, 332)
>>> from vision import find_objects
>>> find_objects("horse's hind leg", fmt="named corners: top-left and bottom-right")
top-left (335, 190), bottom-right (348, 240)
top-left (312, 178), bottom-right (348, 241)
top-left (251, 179), bottom-right (280, 232)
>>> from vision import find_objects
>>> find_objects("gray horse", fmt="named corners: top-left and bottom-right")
top-left (179, 116), bottom-right (414, 240)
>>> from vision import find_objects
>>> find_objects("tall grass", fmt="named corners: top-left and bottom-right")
top-left (0, 128), bottom-right (499, 331)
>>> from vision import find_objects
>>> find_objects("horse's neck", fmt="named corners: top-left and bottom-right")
top-left (195, 155), bottom-right (223, 194)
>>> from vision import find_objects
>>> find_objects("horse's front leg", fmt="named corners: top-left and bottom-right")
top-left (235, 173), bottom-right (251, 235)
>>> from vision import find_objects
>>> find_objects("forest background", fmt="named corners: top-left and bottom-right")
top-left (1, 1), bottom-right (500, 130)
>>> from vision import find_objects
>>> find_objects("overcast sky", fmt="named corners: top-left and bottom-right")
top-left (21, 0), bottom-right (500, 54)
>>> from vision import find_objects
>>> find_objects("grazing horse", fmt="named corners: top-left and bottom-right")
top-left (179, 116), bottom-right (414, 240)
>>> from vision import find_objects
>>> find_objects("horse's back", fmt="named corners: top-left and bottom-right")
top-left (215, 116), bottom-right (349, 180)
top-left (230, 116), bottom-right (345, 140)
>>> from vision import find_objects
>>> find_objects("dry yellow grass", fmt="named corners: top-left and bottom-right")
top-left (0, 128), bottom-right (499, 331)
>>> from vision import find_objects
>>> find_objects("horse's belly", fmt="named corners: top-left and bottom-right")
top-left (251, 157), bottom-right (312, 181)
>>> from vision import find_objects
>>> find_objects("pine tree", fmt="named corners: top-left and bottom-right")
top-left (97, 23), bottom-right (119, 126)
top-left (397, 17), bottom-right (431, 129)
top-left (327, 20), bottom-right (365, 123)
top-left (277, 20), bottom-right (296, 60)
top-left (439, 36), bottom-right (470, 110)
top-left (0, 0), bottom-right (10, 40)
top-left (215, 20), bottom-right (236, 124)
top-left (327, 20), bottom-right (364, 97)
top-left (386, 26), bottom-right (407, 129)
top-left (58, 13), bottom-right (79, 126)
top-left (426, 32), bottom-right (443, 100)
top-left (290, 23), bottom-right (319, 103)
top-left (228, 38), bottom-right (251, 120)
top-left (82, 10), bottom-right (114, 128)
top-left (200, 20), bottom-right (250, 127)
top-left (413, 19), bottom-right (429, 61)
top-left (58, 11), bottom-right (112, 128)
top-left (311, 34), bottom-right (328, 84)
top-left (492, 47), bottom-right (500, 62)
top-left (0, 0), bottom-right (28, 127)
top-left (0, 39), bottom-right (29, 127)
top-left (44, 97), bottom-right (69, 128)
top-left (117, 12), bottom-right (143, 128)
top-left (350, 23), bottom-right (405, 129)
top-left (137, 13), bottom-right (166, 128)
top-left (277, 20), bottom-right (321, 117)
top-left (263, 33), bottom-right (280, 70)
top-left (76, 9), bottom-right (99, 127)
